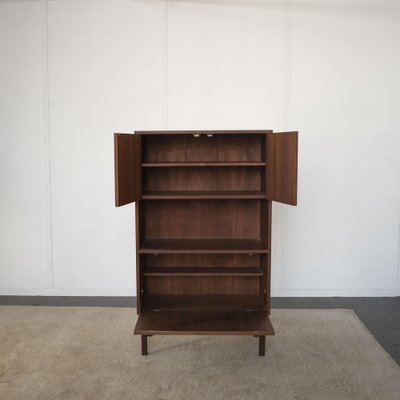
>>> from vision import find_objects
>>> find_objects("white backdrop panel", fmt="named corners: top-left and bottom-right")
top-left (284, 0), bottom-right (400, 291)
top-left (0, 1), bottom-right (47, 289)
top-left (47, 0), bottom-right (164, 291)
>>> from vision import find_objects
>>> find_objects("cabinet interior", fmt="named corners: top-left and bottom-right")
top-left (142, 134), bottom-right (265, 163)
top-left (138, 134), bottom-right (269, 312)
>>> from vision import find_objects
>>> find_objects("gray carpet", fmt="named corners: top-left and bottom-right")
top-left (0, 307), bottom-right (399, 400)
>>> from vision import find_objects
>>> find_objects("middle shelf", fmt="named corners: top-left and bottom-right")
top-left (139, 239), bottom-right (269, 254)
top-left (142, 162), bottom-right (266, 167)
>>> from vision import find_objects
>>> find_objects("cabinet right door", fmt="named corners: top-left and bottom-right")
top-left (266, 131), bottom-right (298, 206)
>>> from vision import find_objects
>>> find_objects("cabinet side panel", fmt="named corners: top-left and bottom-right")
top-left (259, 201), bottom-right (270, 313)
top-left (266, 201), bottom-right (272, 314)
top-left (136, 202), bottom-right (142, 314)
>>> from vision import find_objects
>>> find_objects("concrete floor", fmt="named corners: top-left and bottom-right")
top-left (1, 296), bottom-right (399, 365)
top-left (272, 297), bottom-right (400, 366)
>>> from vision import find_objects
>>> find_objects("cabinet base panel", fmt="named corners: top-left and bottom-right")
top-left (134, 311), bottom-right (274, 336)
top-left (135, 310), bottom-right (272, 356)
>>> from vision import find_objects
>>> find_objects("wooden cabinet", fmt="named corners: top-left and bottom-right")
top-left (114, 130), bottom-right (298, 356)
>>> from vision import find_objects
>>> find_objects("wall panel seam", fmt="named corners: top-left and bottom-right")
top-left (281, 0), bottom-right (292, 290)
top-left (41, 0), bottom-right (54, 289)
top-left (161, 0), bottom-right (169, 129)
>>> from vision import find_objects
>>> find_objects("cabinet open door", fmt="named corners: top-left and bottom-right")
top-left (114, 133), bottom-right (141, 206)
top-left (266, 131), bottom-right (298, 206)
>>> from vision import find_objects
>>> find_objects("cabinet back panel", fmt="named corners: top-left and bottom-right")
top-left (143, 167), bottom-right (262, 192)
top-left (144, 200), bottom-right (261, 240)
top-left (142, 134), bottom-right (263, 162)
top-left (146, 276), bottom-right (259, 295)
top-left (144, 254), bottom-right (260, 268)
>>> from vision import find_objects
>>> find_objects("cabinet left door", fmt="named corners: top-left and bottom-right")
top-left (114, 133), bottom-right (142, 206)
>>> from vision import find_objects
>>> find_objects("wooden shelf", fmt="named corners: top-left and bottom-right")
top-left (142, 162), bottom-right (266, 167)
top-left (143, 267), bottom-right (263, 276)
top-left (139, 239), bottom-right (268, 254)
top-left (142, 191), bottom-right (266, 200)
top-left (142, 295), bottom-right (265, 312)
top-left (134, 311), bottom-right (275, 336)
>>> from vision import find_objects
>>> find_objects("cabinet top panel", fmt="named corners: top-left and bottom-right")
top-left (132, 130), bottom-right (273, 135)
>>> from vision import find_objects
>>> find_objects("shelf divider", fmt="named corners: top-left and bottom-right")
top-left (143, 267), bottom-right (263, 276)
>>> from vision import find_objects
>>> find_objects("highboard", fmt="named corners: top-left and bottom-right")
top-left (114, 130), bottom-right (298, 356)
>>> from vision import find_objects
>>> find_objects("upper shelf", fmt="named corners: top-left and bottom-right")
top-left (115, 131), bottom-right (298, 207)
top-left (142, 191), bottom-right (266, 200)
top-left (142, 162), bottom-right (266, 167)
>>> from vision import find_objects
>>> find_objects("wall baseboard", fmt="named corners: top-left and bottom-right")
top-left (271, 289), bottom-right (400, 297)
top-left (0, 288), bottom-right (399, 297)
top-left (0, 288), bottom-right (136, 297)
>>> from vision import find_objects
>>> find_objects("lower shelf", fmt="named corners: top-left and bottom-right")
top-left (134, 311), bottom-right (275, 336)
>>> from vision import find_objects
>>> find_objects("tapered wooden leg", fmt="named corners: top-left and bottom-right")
top-left (141, 335), bottom-right (148, 356)
top-left (259, 336), bottom-right (265, 356)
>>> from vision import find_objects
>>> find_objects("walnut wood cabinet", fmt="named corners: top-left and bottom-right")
top-left (114, 130), bottom-right (298, 356)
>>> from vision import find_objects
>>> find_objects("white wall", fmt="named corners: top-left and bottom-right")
top-left (0, 0), bottom-right (399, 296)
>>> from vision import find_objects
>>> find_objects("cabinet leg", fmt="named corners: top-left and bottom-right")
top-left (141, 335), bottom-right (148, 356)
top-left (259, 336), bottom-right (265, 356)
